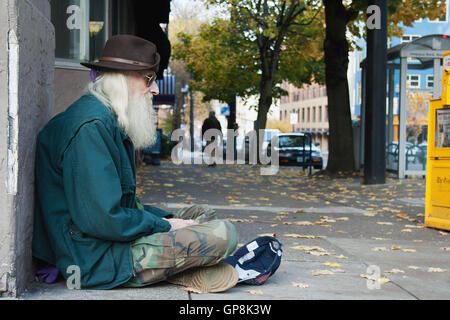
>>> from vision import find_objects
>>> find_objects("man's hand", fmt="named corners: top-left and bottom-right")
top-left (163, 218), bottom-right (198, 231)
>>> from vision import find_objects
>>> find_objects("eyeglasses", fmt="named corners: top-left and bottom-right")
top-left (145, 73), bottom-right (157, 87)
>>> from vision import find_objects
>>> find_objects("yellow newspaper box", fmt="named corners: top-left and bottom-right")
top-left (425, 50), bottom-right (450, 231)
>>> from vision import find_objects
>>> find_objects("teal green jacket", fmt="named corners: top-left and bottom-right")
top-left (32, 94), bottom-right (172, 289)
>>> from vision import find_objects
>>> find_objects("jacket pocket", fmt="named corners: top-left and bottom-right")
top-left (66, 220), bottom-right (92, 243)
top-left (120, 166), bottom-right (136, 207)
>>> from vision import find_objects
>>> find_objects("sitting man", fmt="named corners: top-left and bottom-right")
top-left (32, 35), bottom-right (238, 292)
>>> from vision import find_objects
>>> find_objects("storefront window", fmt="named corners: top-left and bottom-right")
top-left (51, 0), bottom-right (108, 67)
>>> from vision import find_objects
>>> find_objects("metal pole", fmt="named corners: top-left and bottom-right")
top-left (398, 57), bottom-right (407, 178)
top-left (364, 0), bottom-right (387, 184)
top-left (189, 87), bottom-right (194, 163)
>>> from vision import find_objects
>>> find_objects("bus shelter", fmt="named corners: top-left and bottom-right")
top-left (360, 34), bottom-right (450, 178)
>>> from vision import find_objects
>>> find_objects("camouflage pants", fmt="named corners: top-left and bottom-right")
top-left (125, 204), bottom-right (237, 287)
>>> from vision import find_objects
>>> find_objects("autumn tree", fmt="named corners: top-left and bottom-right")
top-left (406, 91), bottom-right (430, 143)
top-left (168, 1), bottom-right (216, 131)
top-left (322, 0), bottom-right (446, 173)
top-left (185, 0), bottom-right (325, 155)
top-left (173, 18), bottom-right (259, 132)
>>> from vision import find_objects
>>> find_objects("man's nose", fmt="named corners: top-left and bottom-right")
top-left (149, 80), bottom-right (159, 96)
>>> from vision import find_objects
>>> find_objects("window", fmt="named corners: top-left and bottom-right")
top-left (318, 106), bottom-right (322, 122)
top-left (51, 0), bottom-right (109, 68)
top-left (312, 107), bottom-right (316, 122)
top-left (280, 111), bottom-right (283, 120)
top-left (407, 74), bottom-right (420, 88)
top-left (427, 75), bottom-right (434, 88)
top-left (297, 109), bottom-right (300, 123)
top-left (307, 108), bottom-right (310, 122)
top-left (401, 35), bottom-right (421, 43)
top-left (325, 105), bottom-right (328, 121)
top-left (302, 108), bottom-right (305, 122)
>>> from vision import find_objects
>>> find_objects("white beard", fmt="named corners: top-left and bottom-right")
top-left (122, 91), bottom-right (157, 150)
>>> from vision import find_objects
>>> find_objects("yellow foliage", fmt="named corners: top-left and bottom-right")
top-left (266, 119), bottom-right (292, 133)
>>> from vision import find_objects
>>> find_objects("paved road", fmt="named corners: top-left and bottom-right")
top-left (19, 161), bottom-right (450, 300)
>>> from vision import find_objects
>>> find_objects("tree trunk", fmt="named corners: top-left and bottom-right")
top-left (323, 0), bottom-right (355, 173)
top-left (227, 95), bottom-right (237, 130)
top-left (255, 76), bottom-right (273, 163)
top-left (226, 96), bottom-right (237, 160)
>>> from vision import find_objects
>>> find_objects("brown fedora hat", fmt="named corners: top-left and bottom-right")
top-left (81, 34), bottom-right (160, 72)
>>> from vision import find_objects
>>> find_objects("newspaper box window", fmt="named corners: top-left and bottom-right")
top-left (425, 50), bottom-right (450, 231)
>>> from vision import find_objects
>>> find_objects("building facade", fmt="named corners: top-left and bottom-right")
top-left (349, 1), bottom-right (449, 124)
top-left (0, 0), bottom-right (173, 297)
top-left (279, 82), bottom-right (329, 153)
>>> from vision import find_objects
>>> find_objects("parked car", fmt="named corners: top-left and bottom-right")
top-left (262, 129), bottom-right (281, 151)
top-left (268, 133), bottom-right (323, 169)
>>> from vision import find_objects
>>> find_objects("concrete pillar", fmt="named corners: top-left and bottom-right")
top-left (0, 0), bottom-right (54, 297)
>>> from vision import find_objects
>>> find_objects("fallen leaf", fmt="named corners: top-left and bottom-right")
top-left (396, 213), bottom-right (409, 219)
top-left (379, 277), bottom-right (391, 284)
top-left (440, 247), bottom-right (450, 251)
top-left (333, 269), bottom-right (346, 273)
top-left (360, 274), bottom-right (390, 284)
top-left (372, 237), bottom-right (388, 240)
top-left (293, 221), bottom-right (314, 226)
top-left (228, 218), bottom-right (254, 223)
top-left (439, 231), bottom-right (449, 236)
top-left (384, 268), bottom-right (405, 274)
top-left (283, 234), bottom-right (325, 239)
top-left (249, 215), bottom-right (259, 219)
top-left (427, 267), bottom-right (446, 273)
top-left (408, 266), bottom-right (420, 270)
top-left (292, 282), bottom-right (309, 288)
top-left (258, 233), bottom-right (277, 237)
top-left (290, 245), bottom-right (326, 251)
top-left (163, 183), bottom-right (174, 187)
top-left (401, 248), bottom-right (416, 253)
top-left (308, 251), bottom-right (330, 256)
top-left (405, 224), bottom-right (424, 229)
top-left (401, 229), bottom-right (412, 233)
top-left (295, 209), bottom-right (306, 213)
top-left (246, 290), bottom-right (264, 295)
top-left (377, 222), bottom-right (393, 225)
top-left (323, 262), bottom-right (341, 268)
top-left (334, 254), bottom-right (348, 259)
top-left (372, 247), bottom-right (389, 252)
top-left (391, 246), bottom-right (401, 250)
top-left (364, 212), bottom-right (377, 217)
top-left (311, 269), bottom-right (334, 276)
top-left (336, 217), bottom-right (349, 221)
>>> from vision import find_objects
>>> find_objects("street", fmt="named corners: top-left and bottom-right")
top-left (137, 161), bottom-right (449, 300)
top-left (21, 160), bottom-right (449, 300)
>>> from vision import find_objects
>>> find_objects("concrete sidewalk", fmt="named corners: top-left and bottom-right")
top-left (17, 162), bottom-right (450, 300)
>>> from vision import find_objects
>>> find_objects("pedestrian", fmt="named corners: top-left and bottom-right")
top-left (32, 35), bottom-right (238, 292)
top-left (201, 111), bottom-right (222, 166)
